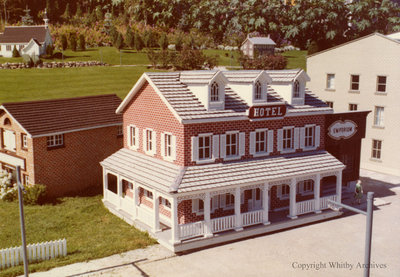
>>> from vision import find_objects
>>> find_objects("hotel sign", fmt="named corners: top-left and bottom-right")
top-left (249, 104), bottom-right (287, 119)
top-left (328, 120), bottom-right (357, 140)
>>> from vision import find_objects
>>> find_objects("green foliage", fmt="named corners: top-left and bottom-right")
top-left (31, 55), bottom-right (42, 66)
top-left (159, 33), bottom-right (169, 50)
top-left (240, 54), bottom-right (287, 70)
top-left (307, 41), bottom-right (319, 55)
top-left (70, 33), bottom-right (77, 51)
top-left (125, 28), bottom-right (134, 49)
top-left (143, 31), bottom-right (158, 48)
top-left (114, 32), bottom-right (124, 50)
top-left (78, 34), bottom-right (86, 51)
top-left (46, 44), bottom-right (54, 56)
top-left (134, 33), bottom-right (144, 51)
top-left (23, 184), bottom-right (47, 205)
top-left (21, 6), bottom-right (34, 25)
top-left (75, 4), bottom-right (83, 18)
top-left (12, 46), bottom-right (20, 58)
top-left (61, 34), bottom-right (68, 51)
top-left (95, 5), bottom-right (103, 21)
top-left (62, 3), bottom-right (71, 22)
top-left (175, 35), bottom-right (183, 51)
top-left (22, 54), bottom-right (34, 67)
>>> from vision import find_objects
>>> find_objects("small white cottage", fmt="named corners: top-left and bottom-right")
top-left (0, 12), bottom-right (52, 58)
top-left (240, 35), bottom-right (276, 58)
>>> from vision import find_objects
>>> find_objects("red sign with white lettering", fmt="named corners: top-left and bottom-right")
top-left (248, 104), bottom-right (287, 119)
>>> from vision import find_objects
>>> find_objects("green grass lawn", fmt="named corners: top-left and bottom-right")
top-left (282, 50), bottom-right (307, 70)
top-left (0, 196), bottom-right (156, 277)
top-left (0, 66), bottom-right (157, 103)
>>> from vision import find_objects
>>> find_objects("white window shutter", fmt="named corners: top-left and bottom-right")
top-left (239, 132), bottom-right (246, 157)
top-left (135, 127), bottom-right (140, 150)
top-left (212, 135), bottom-right (220, 159)
top-left (171, 135), bottom-right (177, 161)
top-left (294, 128), bottom-right (300, 150)
top-left (315, 126), bottom-right (321, 148)
top-left (143, 129), bottom-right (147, 152)
top-left (152, 131), bottom-right (157, 156)
top-left (267, 130), bottom-right (274, 154)
top-left (277, 129), bottom-right (283, 152)
top-left (191, 136), bottom-right (199, 162)
top-left (220, 134), bottom-right (226, 159)
top-left (249, 131), bottom-right (256, 155)
top-left (127, 125), bottom-right (131, 147)
top-left (160, 133), bottom-right (165, 158)
top-left (300, 127), bottom-right (305, 150)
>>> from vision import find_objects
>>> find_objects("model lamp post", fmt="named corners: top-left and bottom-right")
top-left (16, 165), bottom-right (29, 277)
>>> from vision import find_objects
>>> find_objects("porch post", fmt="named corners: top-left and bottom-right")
top-left (170, 197), bottom-right (180, 244)
top-left (117, 174), bottom-right (122, 208)
top-left (102, 168), bottom-right (108, 200)
top-left (133, 183), bottom-right (139, 219)
top-left (288, 178), bottom-right (298, 219)
top-left (204, 192), bottom-right (213, 237)
top-left (262, 183), bottom-right (270, 225)
top-left (153, 191), bottom-right (160, 233)
top-left (234, 187), bottom-right (243, 231)
top-left (314, 174), bottom-right (321, 214)
top-left (336, 171), bottom-right (343, 204)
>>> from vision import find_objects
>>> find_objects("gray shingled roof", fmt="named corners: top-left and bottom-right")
top-left (248, 37), bottom-right (276, 45)
top-left (266, 69), bottom-right (302, 83)
top-left (101, 149), bottom-right (344, 194)
top-left (0, 26), bottom-right (47, 44)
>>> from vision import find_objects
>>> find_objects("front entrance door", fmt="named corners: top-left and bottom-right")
top-left (248, 188), bottom-right (262, 211)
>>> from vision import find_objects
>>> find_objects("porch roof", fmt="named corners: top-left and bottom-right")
top-left (101, 149), bottom-right (344, 194)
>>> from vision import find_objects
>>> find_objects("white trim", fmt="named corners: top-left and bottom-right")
top-left (191, 136), bottom-right (199, 162)
top-left (212, 135), bottom-right (220, 160)
top-left (127, 125), bottom-right (139, 150)
top-left (31, 123), bottom-right (122, 138)
top-left (0, 106), bottom-right (31, 137)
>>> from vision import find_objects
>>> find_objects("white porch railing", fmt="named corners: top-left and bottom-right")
top-left (179, 221), bottom-right (204, 240)
top-left (0, 239), bottom-right (67, 269)
top-left (105, 190), bottom-right (119, 207)
top-left (296, 199), bottom-right (315, 215)
top-left (136, 206), bottom-right (153, 227)
top-left (242, 210), bottom-right (263, 227)
top-left (211, 215), bottom-right (236, 233)
top-left (320, 195), bottom-right (338, 210)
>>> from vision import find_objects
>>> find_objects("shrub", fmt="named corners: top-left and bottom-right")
top-left (32, 55), bottom-right (42, 66)
top-left (114, 32), bottom-right (124, 51)
top-left (0, 170), bottom-right (17, 201)
top-left (78, 34), bottom-right (86, 51)
top-left (23, 184), bottom-right (46, 205)
top-left (70, 33), bottom-right (77, 51)
top-left (239, 54), bottom-right (287, 70)
top-left (307, 41), bottom-right (319, 55)
top-left (22, 54), bottom-right (34, 67)
top-left (46, 44), bottom-right (54, 57)
top-left (159, 33), bottom-right (168, 50)
top-left (12, 46), bottom-right (20, 58)
top-left (61, 34), bottom-right (68, 51)
top-left (173, 46), bottom-right (217, 70)
top-left (175, 35), bottom-right (183, 51)
top-left (134, 33), bottom-right (144, 51)
top-left (147, 49), bottom-right (159, 68)
top-left (125, 28), bottom-right (134, 49)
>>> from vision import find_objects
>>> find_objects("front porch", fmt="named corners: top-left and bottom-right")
top-left (102, 168), bottom-right (343, 252)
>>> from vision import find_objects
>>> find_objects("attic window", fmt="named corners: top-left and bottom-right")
top-left (254, 81), bottom-right (262, 100)
top-left (4, 118), bottom-right (11, 126)
top-left (293, 80), bottom-right (300, 98)
top-left (210, 82), bottom-right (219, 102)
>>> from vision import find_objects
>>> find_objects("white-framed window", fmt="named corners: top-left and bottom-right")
top-left (376, 76), bottom-right (387, 93)
top-left (326, 101), bottom-right (333, 108)
top-left (199, 134), bottom-right (212, 160)
top-left (304, 125), bottom-right (315, 148)
top-left (211, 82), bottom-right (219, 102)
top-left (144, 189), bottom-right (153, 200)
top-left (160, 197), bottom-right (171, 209)
top-left (18, 45), bottom-right (24, 51)
top-left (282, 128), bottom-right (294, 150)
top-left (254, 81), bottom-right (262, 100)
top-left (278, 184), bottom-right (290, 199)
top-left (350, 75), bottom-right (360, 91)
top-left (47, 134), bottom-right (64, 148)
top-left (24, 175), bottom-right (29, 185)
top-left (293, 80), bottom-right (300, 98)
top-left (371, 139), bottom-right (382, 160)
top-left (192, 198), bottom-right (204, 215)
top-left (226, 132), bottom-right (239, 157)
top-left (143, 128), bottom-right (156, 155)
top-left (326, 74), bottom-right (335, 89)
top-left (6, 45), bottom-right (11, 51)
top-left (128, 125), bottom-right (139, 150)
top-left (223, 193), bottom-right (234, 209)
top-left (2, 129), bottom-right (16, 151)
top-left (373, 106), bottom-right (384, 127)
top-left (21, 134), bottom-right (28, 149)
top-left (161, 132), bottom-right (176, 161)
top-left (297, 180), bottom-right (314, 195)
top-left (300, 125), bottom-right (320, 151)
top-left (250, 129), bottom-right (274, 157)
top-left (349, 104), bottom-right (358, 111)
top-left (255, 130), bottom-right (267, 153)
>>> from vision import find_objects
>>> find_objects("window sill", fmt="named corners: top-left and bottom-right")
top-left (253, 152), bottom-right (270, 157)
top-left (196, 158), bottom-right (216, 165)
top-left (348, 90), bottom-right (360, 94)
top-left (223, 155), bottom-right (241, 161)
top-left (302, 146), bottom-right (317, 151)
top-left (372, 125), bottom-right (384, 130)
top-left (47, 145), bottom-right (65, 151)
top-left (369, 158), bottom-right (382, 163)
top-left (21, 147), bottom-right (28, 151)
top-left (325, 88), bottom-right (335, 92)
top-left (280, 149), bottom-right (296, 154)
top-left (375, 91), bottom-right (387, 95)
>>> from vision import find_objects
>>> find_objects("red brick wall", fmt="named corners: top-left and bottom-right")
top-left (159, 198), bottom-right (171, 218)
top-left (184, 115), bottom-right (325, 166)
top-left (122, 82), bottom-right (185, 166)
top-left (33, 125), bottom-right (123, 197)
top-left (138, 187), bottom-right (153, 209)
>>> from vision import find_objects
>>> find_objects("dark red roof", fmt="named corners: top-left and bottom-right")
top-left (2, 94), bottom-right (122, 136)
top-left (0, 26), bottom-right (47, 44)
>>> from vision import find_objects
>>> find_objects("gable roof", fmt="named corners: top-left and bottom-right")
top-left (0, 26), bottom-right (48, 44)
top-left (247, 37), bottom-right (276, 46)
top-left (1, 94), bottom-right (122, 137)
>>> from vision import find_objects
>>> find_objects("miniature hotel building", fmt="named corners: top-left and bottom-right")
top-left (0, 94), bottom-right (123, 197)
top-left (101, 70), bottom-right (368, 252)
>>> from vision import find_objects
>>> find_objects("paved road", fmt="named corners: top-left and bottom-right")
top-left (28, 170), bottom-right (400, 277)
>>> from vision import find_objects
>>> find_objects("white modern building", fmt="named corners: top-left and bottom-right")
top-left (307, 33), bottom-right (400, 177)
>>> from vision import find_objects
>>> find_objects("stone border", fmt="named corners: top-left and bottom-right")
top-left (0, 61), bottom-right (108, 69)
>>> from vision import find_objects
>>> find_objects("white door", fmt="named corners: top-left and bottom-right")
top-left (248, 188), bottom-right (262, 211)
top-left (3, 130), bottom-right (16, 151)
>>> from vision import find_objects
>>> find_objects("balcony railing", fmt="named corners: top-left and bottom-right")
top-left (211, 215), bottom-right (236, 233)
top-left (179, 221), bottom-right (204, 240)
top-left (242, 210), bottom-right (263, 227)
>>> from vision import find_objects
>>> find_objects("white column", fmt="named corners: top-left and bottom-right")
top-left (204, 192), bottom-right (213, 237)
top-left (117, 175), bottom-right (122, 209)
top-left (336, 171), bottom-right (343, 204)
top-left (235, 187), bottom-right (243, 231)
top-left (288, 178), bottom-right (298, 219)
top-left (133, 182), bottom-right (138, 220)
top-left (153, 191), bottom-right (160, 233)
top-left (262, 183), bottom-right (270, 225)
top-left (314, 174), bottom-right (321, 214)
top-left (102, 168), bottom-right (108, 200)
top-left (170, 197), bottom-right (180, 244)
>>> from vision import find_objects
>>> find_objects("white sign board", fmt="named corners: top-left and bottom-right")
top-left (0, 152), bottom-right (25, 170)
top-left (328, 120), bottom-right (357, 140)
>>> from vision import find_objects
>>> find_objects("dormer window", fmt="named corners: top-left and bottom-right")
top-left (211, 82), bottom-right (219, 102)
top-left (254, 81), bottom-right (262, 100)
top-left (293, 80), bottom-right (300, 98)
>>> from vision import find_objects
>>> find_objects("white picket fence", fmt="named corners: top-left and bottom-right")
top-left (0, 239), bottom-right (67, 269)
